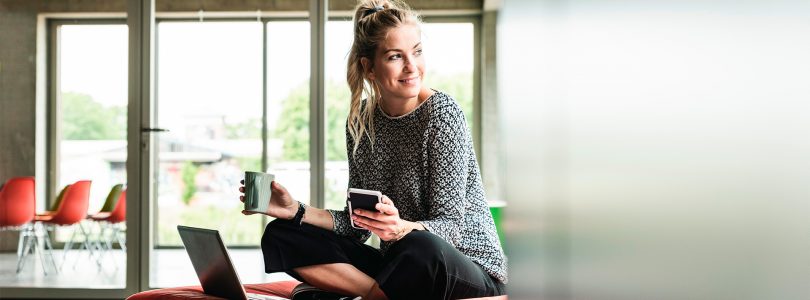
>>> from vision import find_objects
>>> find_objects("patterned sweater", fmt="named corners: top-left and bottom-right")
top-left (327, 91), bottom-right (508, 283)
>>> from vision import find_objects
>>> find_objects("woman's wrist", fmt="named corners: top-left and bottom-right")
top-left (393, 221), bottom-right (420, 241)
top-left (285, 201), bottom-right (300, 220)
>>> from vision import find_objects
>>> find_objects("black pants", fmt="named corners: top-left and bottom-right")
top-left (261, 219), bottom-right (505, 300)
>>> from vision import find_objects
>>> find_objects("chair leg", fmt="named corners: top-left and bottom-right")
top-left (39, 224), bottom-right (59, 274)
top-left (77, 222), bottom-right (101, 268)
top-left (15, 227), bottom-right (35, 274)
top-left (16, 225), bottom-right (27, 258)
top-left (61, 225), bottom-right (78, 271)
top-left (114, 224), bottom-right (126, 252)
top-left (32, 236), bottom-right (49, 276)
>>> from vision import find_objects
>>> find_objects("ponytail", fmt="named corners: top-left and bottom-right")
top-left (346, 0), bottom-right (420, 156)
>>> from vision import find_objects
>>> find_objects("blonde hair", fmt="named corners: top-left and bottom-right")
top-left (346, 0), bottom-right (421, 156)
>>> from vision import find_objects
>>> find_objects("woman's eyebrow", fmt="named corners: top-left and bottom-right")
top-left (382, 42), bottom-right (423, 54)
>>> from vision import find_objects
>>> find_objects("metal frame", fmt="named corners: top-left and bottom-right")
top-left (310, 0), bottom-right (328, 210)
top-left (127, 0), bottom-right (155, 294)
top-left (43, 18), bottom-right (128, 246)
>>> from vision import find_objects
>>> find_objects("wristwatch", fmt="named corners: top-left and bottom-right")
top-left (291, 201), bottom-right (307, 226)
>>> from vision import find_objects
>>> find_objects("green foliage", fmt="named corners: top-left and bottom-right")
top-left (61, 92), bottom-right (126, 140)
top-left (225, 118), bottom-right (263, 139)
top-left (274, 72), bottom-right (473, 162)
top-left (426, 72), bottom-right (474, 128)
top-left (235, 156), bottom-right (262, 173)
top-left (157, 205), bottom-right (266, 246)
top-left (180, 161), bottom-right (198, 206)
top-left (274, 84), bottom-right (310, 161)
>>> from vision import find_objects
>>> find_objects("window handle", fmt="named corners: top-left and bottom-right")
top-left (141, 127), bottom-right (170, 133)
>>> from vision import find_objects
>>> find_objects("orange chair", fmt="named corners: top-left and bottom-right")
top-left (89, 189), bottom-right (127, 268)
top-left (38, 184), bottom-right (71, 217)
top-left (34, 180), bottom-right (93, 270)
top-left (0, 176), bottom-right (56, 274)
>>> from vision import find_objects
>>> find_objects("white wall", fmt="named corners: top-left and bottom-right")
top-left (499, 0), bottom-right (810, 299)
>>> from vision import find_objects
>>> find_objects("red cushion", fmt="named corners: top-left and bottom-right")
top-left (126, 280), bottom-right (299, 300)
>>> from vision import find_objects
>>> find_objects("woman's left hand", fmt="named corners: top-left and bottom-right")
top-left (352, 196), bottom-right (412, 242)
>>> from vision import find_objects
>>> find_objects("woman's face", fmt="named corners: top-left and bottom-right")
top-left (365, 23), bottom-right (425, 102)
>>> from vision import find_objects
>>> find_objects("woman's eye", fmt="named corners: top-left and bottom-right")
top-left (388, 54), bottom-right (402, 60)
top-left (415, 49), bottom-right (423, 56)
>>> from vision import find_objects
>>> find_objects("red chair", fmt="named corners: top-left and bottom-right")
top-left (0, 176), bottom-right (55, 274)
top-left (34, 180), bottom-right (93, 270)
top-left (90, 189), bottom-right (127, 268)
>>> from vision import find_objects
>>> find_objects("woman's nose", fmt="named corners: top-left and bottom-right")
top-left (403, 56), bottom-right (416, 72)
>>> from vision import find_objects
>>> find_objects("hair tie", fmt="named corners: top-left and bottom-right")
top-left (363, 5), bottom-right (385, 18)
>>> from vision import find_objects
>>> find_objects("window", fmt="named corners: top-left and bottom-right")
top-left (154, 21), bottom-right (264, 248)
top-left (33, 22), bottom-right (128, 289)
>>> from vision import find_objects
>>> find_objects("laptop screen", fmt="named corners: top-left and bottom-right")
top-left (177, 225), bottom-right (248, 300)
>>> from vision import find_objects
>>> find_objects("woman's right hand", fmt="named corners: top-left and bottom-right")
top-left (239, 180), bottom-right (298, 220)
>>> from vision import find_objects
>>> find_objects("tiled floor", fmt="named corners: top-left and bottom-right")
top-left (0, 247), bottom-right (294, 289)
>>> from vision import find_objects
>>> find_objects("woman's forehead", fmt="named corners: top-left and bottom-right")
top-left (378, 24), bottom-right (422, 52)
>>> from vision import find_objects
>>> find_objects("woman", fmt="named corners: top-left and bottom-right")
top-left (239, 1), bottom-right (506, 299)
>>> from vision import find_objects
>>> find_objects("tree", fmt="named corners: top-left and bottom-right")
top-left (61, 92), bottom-right (126, 140)
top-left (274, 72), bottom-right (473, 162)
top-left (181, 161), bottom-right (198, 206)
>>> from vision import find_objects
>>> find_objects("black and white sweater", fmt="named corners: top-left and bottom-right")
top-left (327, 91), bottom-right (508, 283)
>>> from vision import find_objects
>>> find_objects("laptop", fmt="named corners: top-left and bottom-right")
top-left (177, 225), bottom-right (286, 300)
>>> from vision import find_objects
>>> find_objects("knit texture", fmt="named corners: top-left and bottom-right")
top-left (327, 91), bottom-right (508, 283)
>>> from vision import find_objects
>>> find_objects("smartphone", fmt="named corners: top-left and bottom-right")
top-left (347, 188), bottom-right (382, 229)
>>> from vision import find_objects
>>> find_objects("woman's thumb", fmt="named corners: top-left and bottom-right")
top-left (271, 181), bottom-right (286, 193)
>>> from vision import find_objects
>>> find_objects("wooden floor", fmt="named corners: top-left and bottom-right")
top-left (0, 247), bottom-right (294, 289)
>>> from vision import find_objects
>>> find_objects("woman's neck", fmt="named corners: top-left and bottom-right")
top-left (379, 87), bottom-right (434, 117)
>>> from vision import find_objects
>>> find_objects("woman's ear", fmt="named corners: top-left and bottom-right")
top-left (361, 57), bottom-right (376, 80)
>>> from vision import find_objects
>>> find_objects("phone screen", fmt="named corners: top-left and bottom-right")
top-left (348, 192), bottom-right (380, 212)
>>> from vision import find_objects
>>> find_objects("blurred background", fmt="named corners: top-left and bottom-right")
top-left (1, 0), bottom-right (810, 299)
top-left (501, 0), bottom-right (810, 299)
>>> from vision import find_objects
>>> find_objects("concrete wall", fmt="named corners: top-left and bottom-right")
top-left (0, 4), bottom-right (38, 183)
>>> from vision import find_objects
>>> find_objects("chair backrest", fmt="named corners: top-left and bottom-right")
top-left (99, 184), bottom-right (124, 213)
top-left (48, 180), bottom-right (92, 225)
top-left (0, 177), bottom-right (36, 227)
top-left (106, 189), bottom-right (126, 223)
top-left (50, 184), bottom-right (71, 212)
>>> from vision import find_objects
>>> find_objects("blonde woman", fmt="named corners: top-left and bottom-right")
top-left (240, 1), bottom-right (506, 299)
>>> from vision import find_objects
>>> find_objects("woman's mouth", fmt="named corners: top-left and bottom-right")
top-left (398, 76), bottom-right (419, 84)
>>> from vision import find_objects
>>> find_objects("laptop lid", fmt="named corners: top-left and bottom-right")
top-left (177, 225), bottom-right (248, 300)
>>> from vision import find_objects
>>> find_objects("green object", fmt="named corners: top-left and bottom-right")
top-left (244, 171), bottom-right (275, 212)
top-left (50, 184), bottom-right (71, 211)
top-left (489, 200), bottom-right (507, 249)
top-left (99, 184), bottom-right (124, 212)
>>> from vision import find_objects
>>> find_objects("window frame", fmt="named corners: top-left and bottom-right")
top-left (15, 7), bottom-right (484, 299)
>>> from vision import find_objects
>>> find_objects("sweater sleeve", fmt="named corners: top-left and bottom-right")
top-left (326, 124), bottom-right (372, 242)
top-left (417, 105), bottom-right (470, 247)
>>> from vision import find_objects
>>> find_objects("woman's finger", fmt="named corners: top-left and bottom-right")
top-left (352, 214), bottom-right (387, 229)
top-left (239, 186), bottom-right (244, 193)
top-left (240, 179), bottom-right (244, 184)
top-left (353, 216), bottom-right (384, 233)
top-left (381, 195), bottom-right (394, 205)
top-left (240, 195), bottom-right (245, 202)
top-left (375, 202), bottom-right (398, 215)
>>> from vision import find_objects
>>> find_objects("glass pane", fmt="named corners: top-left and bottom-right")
top-left (324, 21), bottom-right (353, 210)
top-left (151, 21), bottom-right (266, 287)
top-left (154, 21), bottom-right (264, 246)
top-left (422, 23), bottom-right (475, 132)
top-left (1, 24), bottom-right (128, 289)
top-left (266, 21), bottom-right (311, 208)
